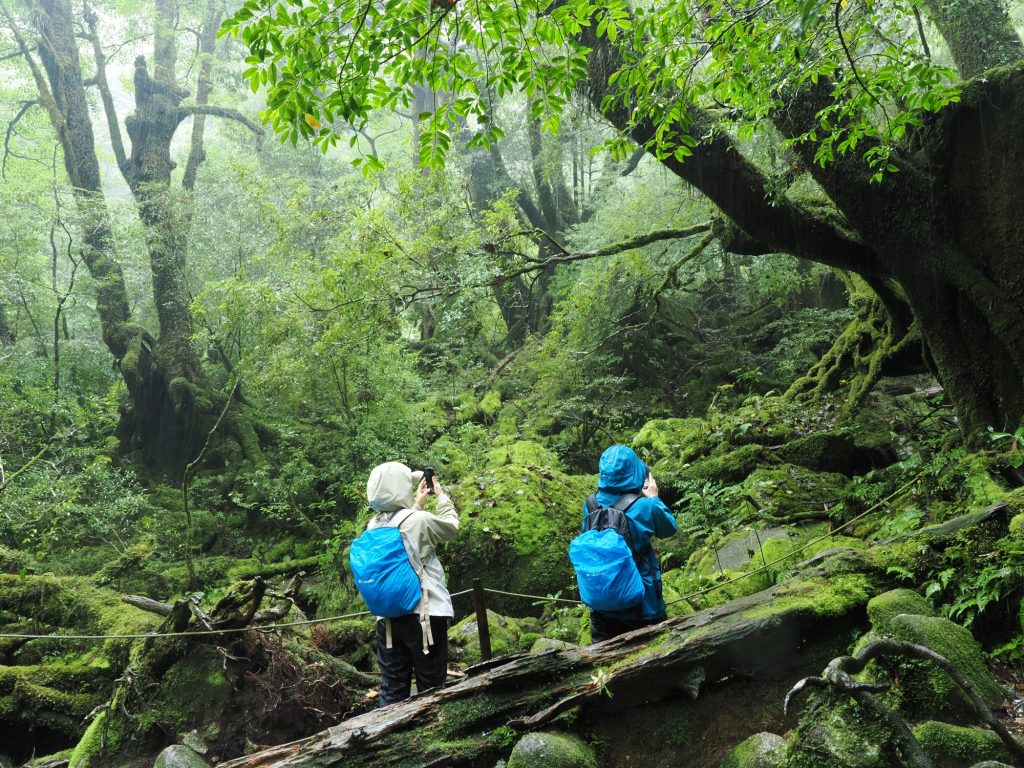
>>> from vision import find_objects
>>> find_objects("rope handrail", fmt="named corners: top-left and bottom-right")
top-left (0, 474), bottom-right (921, 643)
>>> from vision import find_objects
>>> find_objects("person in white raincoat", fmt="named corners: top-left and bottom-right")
top-left (365, 462), bottom-right (459, 706)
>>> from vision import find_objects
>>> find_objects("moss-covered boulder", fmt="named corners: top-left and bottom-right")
top-left (913, 721), bottom-right (1024, 768)
top-left (153, 744), bottom-right (211, 768)
top-left (786, 696), bottom-right (900, 768)
top-left (445, 465), bottom-right (594, 615)
top-left (741, 465), bottom-right (850, 520)
top-left (633, 417), bottom-right (711, 468)
top-left (507, 732), bottom-right (597, 768)
top-left (879, 614), bottom-right (1003, 718)
top-left (485, 440), bottom-right (561, 469)
top-left (717, 732), bottom-right (787, 768)
top-left (450, 609), bottom-right (536, 663)
top-left (866, 588), bottom-right (935, 630)
top-left (774, 409), bottom-right (895, 476)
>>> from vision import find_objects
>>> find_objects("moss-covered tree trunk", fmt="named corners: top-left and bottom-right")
top-left (11, 0), bottom-right (263, 472)
top-left (583, 0), bottom-right (1024, 442)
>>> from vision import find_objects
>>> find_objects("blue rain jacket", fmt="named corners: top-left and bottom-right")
top-left (582, 445), bottom-right (677, 622)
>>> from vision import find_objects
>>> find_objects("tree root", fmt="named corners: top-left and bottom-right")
top-left (785, 273), bottom-right (919, 414)
top-left (785, 639), bottom-right (1024, 768)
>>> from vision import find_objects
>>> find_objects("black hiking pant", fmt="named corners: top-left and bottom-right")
top-left (375, 615), bottom-right (449, 707)
top-left (590, 611), bottom-right (665, 643)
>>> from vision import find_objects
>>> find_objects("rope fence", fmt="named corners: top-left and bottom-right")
top-left (0, 472), bottom-right (922, 653)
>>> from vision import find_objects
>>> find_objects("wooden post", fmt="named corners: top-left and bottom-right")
top-left (473, 578), bottom-right (492, 661)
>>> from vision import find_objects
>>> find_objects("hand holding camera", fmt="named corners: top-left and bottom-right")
top-left (642, 471), bottom-right (659, 498)
top-left (416, 466), bottom-right (441, 507)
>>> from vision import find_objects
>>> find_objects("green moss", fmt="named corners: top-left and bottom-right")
top-left (135, 648), bottom-right (231, 737)
top-left (786, 695), bottom-right (899, 768)
top-left (451, 609), bottom-right (534, 663)
top-left (742, 573), bottom-right (876, 621)
top-left (866, 589), bottom-right (935, 631)
top-left (69, 709), bottom-right (126, 768)
top-left (632, 417), bottom-right (710, 467)
top-left (1008, 512), bottom-right (1024, 542)
top-left (507, 731), bottom-right (597, 768)
top-left (677, 443), bottom-right (772, 486)
top-left (741, 465), bottom-right (850, 521)
top-left (912, 721), bottom-right (1019, 767)
top-left (480, 389), bottom-right (502, 419)
top-left (445, 465), bottom-right (594, 613)
top-left (0, 544), bottom-right (34, 574)
top-left (775, 415), bottom-right (893, 476)
top-left (882, 613), bottom-right (1003, 712)
top-left (486, 440), bottom-right (561, 469)
top-left (718, 731), bottom-right (786, 768)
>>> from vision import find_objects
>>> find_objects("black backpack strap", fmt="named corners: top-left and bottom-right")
top-left (611, 493), bottom-right (641, 513)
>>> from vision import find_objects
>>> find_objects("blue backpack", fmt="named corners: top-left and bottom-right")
top-left (569, 493), bottom-right (645, 612)
top-left (349, 509), bottom-right (425, 618)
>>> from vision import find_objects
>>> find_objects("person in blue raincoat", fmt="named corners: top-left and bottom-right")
top-left (584, 444), bottom-right (677, 642)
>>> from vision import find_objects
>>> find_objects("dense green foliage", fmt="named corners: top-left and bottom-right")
top-left (2, 0), bottom-right (1024, 764)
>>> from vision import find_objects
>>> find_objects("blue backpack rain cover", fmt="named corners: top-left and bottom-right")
top-left (349, 510), bottom-right (422, 617)
top-left (569, 494), bottom-right (645, 612)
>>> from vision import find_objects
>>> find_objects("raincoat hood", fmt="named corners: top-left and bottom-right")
top-left (366, 462), bottom-right (424, 513)
top-left (597, 445), bottom-right (648, 493)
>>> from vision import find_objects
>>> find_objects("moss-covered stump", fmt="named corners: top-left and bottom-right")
top-left (717, 732), bottom-right (786, 768)
top-left (216, 560), bottom-right (883, 768)
top-left (445, 465), bottom-right (594, 615)
top-left (913, 721), bottom-right (1024, 768)
top-left (506, 732), bottom-right (596, 768)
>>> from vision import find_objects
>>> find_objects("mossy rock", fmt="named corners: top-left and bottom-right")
top-left (741, 465), bottom-right (850, 521)
top-left (913, 721), bottom-right (1024, 768)
top-left (786, 695), bottom-right (900, 768)
top-left (153, 744), bottom-right (211, 768)
top-left (676, 443), bottom-right (772, 487)
top-left (451, 609), bottom-right (533, 663)
top-left (775, 410), bottom-right (895, 476)
top-left (445, 465), bottom-right (594, 615)
top-left (633, 417), bottom-right (712, 467)
top-left (485, 440), bottom-right (561, 469)
top-left (507, 731), bottom-right (597, 768)
top-left (1007, 512), bottom-right (1024, 542)
top-left (881, 614), bottom-right (1003, 717)
top-left (866, 588), bottom-right (935, 631)
top-left (717, 732), bottom-right (786, 768)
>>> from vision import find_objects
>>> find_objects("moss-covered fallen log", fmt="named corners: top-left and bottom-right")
top-left (220, 559), bottom-right (884, 768)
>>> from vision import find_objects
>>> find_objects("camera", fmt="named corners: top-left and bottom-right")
top-left (422, 466), bottom-right (435, 494)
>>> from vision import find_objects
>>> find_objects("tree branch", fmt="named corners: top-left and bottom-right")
top-left (182, 0), bottom-right (224, 191)
top-left (582, 29), bottom-right (889, 282)
top-left (82, 0), bottom-right (129, 179)
top-left (3, 98), bottom-right (36, 180)
top-left (177, 104), bottom-right (264, 145)
top-left (494, 222), bottom-right (713, 281)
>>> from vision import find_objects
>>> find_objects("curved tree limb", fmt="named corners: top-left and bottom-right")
top-left (786, 639), bottom-right (1024, 768)
top-left (178, 104), bottom-right (264, 145)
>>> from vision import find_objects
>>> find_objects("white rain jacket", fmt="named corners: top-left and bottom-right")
top-left (365, 462), bottom-right (460, 620)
